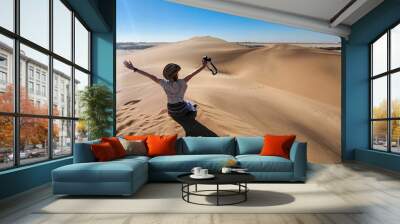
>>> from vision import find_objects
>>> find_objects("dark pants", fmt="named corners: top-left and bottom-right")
top-left (168, 108), bottom-right (216, 137)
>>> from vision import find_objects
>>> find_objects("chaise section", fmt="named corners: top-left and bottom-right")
top-left (148, 154), bottom-right (235, 181)
top-left (52, 158), bottom-right (148, 196)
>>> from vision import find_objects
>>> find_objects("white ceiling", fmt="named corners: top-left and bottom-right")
top-left (229, 0), bottom-right (352, 22)
top-left (170, 0), bottom-right (384, 38)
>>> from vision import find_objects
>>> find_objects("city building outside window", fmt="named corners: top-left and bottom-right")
top-left (41, 85), bottom-right (46, 97)
top-left (36, 83), bottom-right (40, 95)
top-left (0, 71), bottom-right (7, 85)
top-left (41, 73), bottom-right (46, 83)
top-left (28, 81), bottom-right (34, 94)
top-left (0, 54), bottom-right (7, 67)
top-left (35, 70), bottom-right (40, 81)
top-left (28, 67), bottom-right (34, 80)
top-left (0, 54), bottom-right (7, 87)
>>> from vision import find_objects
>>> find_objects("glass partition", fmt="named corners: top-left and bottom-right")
top-left (0, 0), bottom-right (91, 170)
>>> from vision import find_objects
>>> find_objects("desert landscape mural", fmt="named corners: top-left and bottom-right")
top-left (116, 36), bottom-right (341, 163)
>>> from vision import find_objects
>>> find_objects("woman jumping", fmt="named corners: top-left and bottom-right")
top-left (123, 59), bottom-right (207, 118)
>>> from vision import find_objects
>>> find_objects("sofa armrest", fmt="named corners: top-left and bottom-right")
top-left (73, 141), bottom-right (99, 163)
top-left (289, 141), bottom-right (307, 182)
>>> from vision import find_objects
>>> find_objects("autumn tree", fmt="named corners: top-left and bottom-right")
top-left (372, 100), bottom-right (388, 140)
top-left (0, 85), bottom-right (13, 150)
top-left (76, 119), bottom-right (87, 142)
top-left (391, 100), bottom-right (400, 143)
top-left (0, 85), bottom-right (59, 153)
top-left (372, 99), bottom-right (400, 144)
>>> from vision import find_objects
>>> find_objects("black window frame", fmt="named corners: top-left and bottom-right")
top-left (370, 21), bottom-right (400, 154)
top-left (0, 0), bottom-right (92, 171)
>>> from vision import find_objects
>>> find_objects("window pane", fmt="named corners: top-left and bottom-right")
top-left (0, 116), bottom-right (13, 170)
top-left (391, 72), bottom-right (400, 117)
top-left (372, 33), bottom-right (387, 76)
top-left (392, 24), bottom-right (400, 70)
top-left (0, 35), bottom-right (14, 112)
top-left (75, 120), bottom-right (88, 143)
top-left (20, 117), bottom-right (49, 165)
top-left (74, 69), bottom-right (89, 118)
top-left (75, 18), bottom-right (89, 70)
top-left (0, 0), bottom-right (14, 31)
top-left (391, 120), bottom-right (400, 153)
top-left (53, 119), bottom-right (72, 157)
top-left (372, 121), bottom-right (388, 151)
top-left (53, 0), bottom-right (72, 60)
top-left (20, 0), bottom-right (49, 49)
top-left (53, 59), bottom-right (72, 117)
top-left (372, 76), bottom-right (387, 119)
top-left (20, 44), bottom-right (49, 115)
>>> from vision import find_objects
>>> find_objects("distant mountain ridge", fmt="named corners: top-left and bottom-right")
top-left (117, 36), bottom-right (340, 50)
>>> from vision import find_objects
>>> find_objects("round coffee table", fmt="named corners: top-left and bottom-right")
top-left (177, 173), bottom-right (255, 206)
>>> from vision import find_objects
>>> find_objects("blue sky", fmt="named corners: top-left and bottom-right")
top-left (117, 0), bottom-right (340, 43)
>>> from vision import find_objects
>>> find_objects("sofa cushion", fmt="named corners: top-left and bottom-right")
top-left (91, 142), bottom-right (118, 161)
top-left (149, 154), bottom-right (235, 172)
top-left (101, 137), bottom-right (127, 158)
top-left (53, 159), bottom-right (147, 183)
top-left (236, 155), bottom-right (293, 172)
top-left (119, 139), bottom-right (147, 156)
top-left (147, 135), bottom-right (177, 157)
top-left (179, 137), bottom-right (235, 155)
top-left (260, 135), bottom-right (296, 159)
top-left (236, 137), bottom-right (263, 155)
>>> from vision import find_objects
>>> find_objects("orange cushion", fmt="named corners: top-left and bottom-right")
top-left (124, 135), bottom-right (148, 141)
top-left (146, 135), bottom-right (177, 157)
top-left (91, 142), bottom-right (117, 161)
top-left (101, 137), bottom-right (127, 158)
top-left (260, 135), bottom-right (296, 159)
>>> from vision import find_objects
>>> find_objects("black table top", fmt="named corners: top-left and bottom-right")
top-left (177, 172), bottom-right (255, 185)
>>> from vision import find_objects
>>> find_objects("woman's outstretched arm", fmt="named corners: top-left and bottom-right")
top-left (124, 60), bottom-right (161, 83)
top-left (183, 60), bottom-right (207, 82)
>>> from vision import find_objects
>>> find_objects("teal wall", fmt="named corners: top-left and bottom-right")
top-left (0, 158), bottom-right (72, 199)
top-left (355, 149), bottom-right (400, 172)
top-left (0, 0), bottom-right (116, 200)
top-left (91, 0), bottom-right (116, 134)
top-left (342, 40), bottom-right (370, 160)
top-left (343, 0), bottom-right (400, 170)
top-left (92, 31), bottom-right (115, 135)
top-left (92, 33), bottom-right (114, 88)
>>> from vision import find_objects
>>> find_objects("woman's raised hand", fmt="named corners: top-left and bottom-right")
top-left (124, 60), bottom-right (138, 72)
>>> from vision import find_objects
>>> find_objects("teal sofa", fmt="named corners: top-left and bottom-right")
top-left (52, 137), bottom-right (307, 196)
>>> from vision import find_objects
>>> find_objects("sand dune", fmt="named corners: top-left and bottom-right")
top-left (117, 36), bottom-right (341, 163)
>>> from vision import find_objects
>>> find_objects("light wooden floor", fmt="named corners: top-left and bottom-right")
top-left (1, 162), bottom-right (400, 224)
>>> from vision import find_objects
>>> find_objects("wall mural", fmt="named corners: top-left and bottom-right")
top-left (116, 0), bottom-right (341, 163)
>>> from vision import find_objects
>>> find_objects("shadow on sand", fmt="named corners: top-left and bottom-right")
top-left (170, 111), bottom-right (217, 137)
